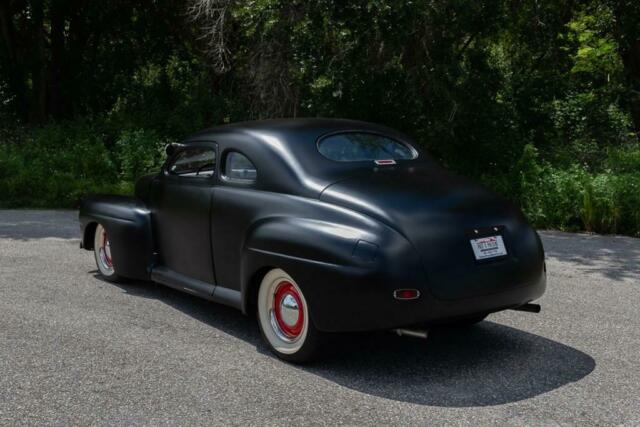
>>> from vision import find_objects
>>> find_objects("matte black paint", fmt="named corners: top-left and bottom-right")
top-left (79, 195), bottom-right (153, 281)
top-left (150, 163), bottom-right (217, 284)
top-left (79, 118), bottom-right (546, 332)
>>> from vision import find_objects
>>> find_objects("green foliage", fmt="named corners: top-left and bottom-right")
top-left (0, 0), bottom-right (639, 235)
top-left (108, 56), bottom-right (227, 139)
top-left (0, 122), bottom-right (129, 208)
top-left (513, 144), bottom-right (547, 225)
top-left (486, 143), bottom-right (640, 236)
top-left (568, 7), bottom-right (620, 76)
top-left (115, 129), bottom-right (168, 181)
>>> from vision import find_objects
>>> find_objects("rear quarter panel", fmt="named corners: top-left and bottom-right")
top-left (210, 187), bottom-right (427, 329)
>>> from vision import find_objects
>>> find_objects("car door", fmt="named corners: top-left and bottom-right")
top-left (150, 142), bottom-right (217, 285)
top-left (210, 150), bottom-right (260, 292)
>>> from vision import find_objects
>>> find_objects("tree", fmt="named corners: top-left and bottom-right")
top-left (0, 0), bottom-right (194, 122)
top-left (610, 0), bottom-right (640, 136)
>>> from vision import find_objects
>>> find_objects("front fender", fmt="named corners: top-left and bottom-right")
top-left (79, 195), bottom-right (153, 280)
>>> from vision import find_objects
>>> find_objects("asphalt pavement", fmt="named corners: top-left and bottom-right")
top-left (0, 210), bottom-right (639, 426)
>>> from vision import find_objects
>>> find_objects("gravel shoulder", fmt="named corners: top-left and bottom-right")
top-left (0, 210), bottom-right (639, 426)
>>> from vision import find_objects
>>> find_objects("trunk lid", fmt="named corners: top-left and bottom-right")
top-left (320, 165), bottom-right (544, 300)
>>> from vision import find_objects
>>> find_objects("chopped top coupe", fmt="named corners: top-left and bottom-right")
top-left (79, 118), bottom-right (546, 362)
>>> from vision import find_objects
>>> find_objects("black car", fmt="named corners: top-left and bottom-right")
top-left (79, 118), bottom-right (546, 362)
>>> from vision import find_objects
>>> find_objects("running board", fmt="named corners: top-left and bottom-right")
top-left (150, 266), bottom-right (241, 310)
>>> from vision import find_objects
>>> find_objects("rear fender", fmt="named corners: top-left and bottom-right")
top-left (79, 195), bottom-right (153, 280)
top-left (239, 216), bottom-right (427, 332)
top-left (240, 217), bottom-right (377, 311)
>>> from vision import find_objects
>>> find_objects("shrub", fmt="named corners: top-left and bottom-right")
top-left (1, 121), bottom-right (639, 237)
top-left (0, 121), bottom-right (126, 208)
top-left (484, 143), bottom-right (640, 236)
top-left (115, 129), bottom-right (168, 182)
top-left (513, 144), bottom-right (546, 226)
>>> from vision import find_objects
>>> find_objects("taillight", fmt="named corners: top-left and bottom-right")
top-left (393, 289), bottom-right (420, 300)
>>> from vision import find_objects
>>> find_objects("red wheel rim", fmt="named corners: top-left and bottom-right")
top-left (273, 281), bottom-right (304, 338)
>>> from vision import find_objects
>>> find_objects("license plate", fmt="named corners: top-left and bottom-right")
top-left (470, 235), bottom-right (507, 260)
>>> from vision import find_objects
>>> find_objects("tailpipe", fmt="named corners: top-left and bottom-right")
top-left (392, 328), bottom-right (428, 339)
top-left (511, 303), bottom-right (541, 313)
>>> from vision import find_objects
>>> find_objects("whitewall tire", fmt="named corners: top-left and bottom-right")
top-left (257, 268), bottom-right (322, 362)
top-left (93, 224), bottom-right (121, 282)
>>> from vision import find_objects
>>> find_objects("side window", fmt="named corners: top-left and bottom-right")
top-left (168, 147), bottom-right (216, 177)
top-left (224, 151), bottom-right (257, 183)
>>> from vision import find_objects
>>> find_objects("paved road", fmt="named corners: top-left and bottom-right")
top-left (1, 210), bottom-right (639, 426)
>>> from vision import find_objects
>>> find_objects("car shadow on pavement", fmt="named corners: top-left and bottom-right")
top-left (309, 323), bottom-right (595, 407)
top-left (104, 277), bottom-right (596, 408)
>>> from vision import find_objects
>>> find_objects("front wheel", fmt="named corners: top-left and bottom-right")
top-left (257, 268), bottom-right (323, 363)
top-left (93, 223), bottom-right (121, 282)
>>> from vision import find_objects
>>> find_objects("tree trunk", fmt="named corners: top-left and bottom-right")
top-left (620, 40), bottom-right (640, 138)
top-left (29, 0), bottom-right (47, 122)
top-left (613, 1), bottom-right (640, 138)
top-left (0, 1), bottom-right (28, 121)
top-left (65, 1), bottom-right (89, 118)
top-left (48, 0), bottom-right (66, 118)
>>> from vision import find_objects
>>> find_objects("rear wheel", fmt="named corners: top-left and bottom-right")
top-left (257, 268), bottom-right (323, 363)
top-left (93, 224), bottom-right (121, 282)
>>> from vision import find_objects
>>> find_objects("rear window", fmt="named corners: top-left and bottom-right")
top-left (318, 132), bottom-right (418, 162)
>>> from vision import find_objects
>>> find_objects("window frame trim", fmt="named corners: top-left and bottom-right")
top-left (315, 130), bottom-right (419, 163)
top-left (163, 141), bottom-right (219, 181)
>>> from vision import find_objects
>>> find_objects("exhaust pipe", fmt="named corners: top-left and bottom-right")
top-left (392, 328), bottom-right (428, 339)
top-left (511, 303), bottom-right (541, 313)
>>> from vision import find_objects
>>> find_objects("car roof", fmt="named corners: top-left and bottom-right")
top-left (184, 118), bottom-right (404, 143)
top-left (182, 118), bottom-right (424, 198)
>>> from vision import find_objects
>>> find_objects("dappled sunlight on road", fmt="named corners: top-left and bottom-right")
top-left (541, 231), bottom-right (640, 283)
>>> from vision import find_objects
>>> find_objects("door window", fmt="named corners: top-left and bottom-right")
top-left (168, 147), bottom-right (216, 177)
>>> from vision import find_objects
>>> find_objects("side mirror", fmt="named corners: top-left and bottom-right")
top-left (165, 143), bottom-right (182, 158)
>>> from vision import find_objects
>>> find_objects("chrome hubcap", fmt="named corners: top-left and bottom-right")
top-left (94, 224), bottom-right (115, 275)
top-left (99, 231), bottom-right (113, 268)
top-left (279, 294), bottom-right (300, 327)
top-left (270, 281), bottom-right (305, 342)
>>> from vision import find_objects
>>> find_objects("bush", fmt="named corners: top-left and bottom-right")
top-left (0, 121), bottom-right (133, 208)
top-left (1, 122), bottom-right (639, 237)
top-left (115, 129), bottom-right (168, 182)
top-left (484, 143), bottom-right (640, 236)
